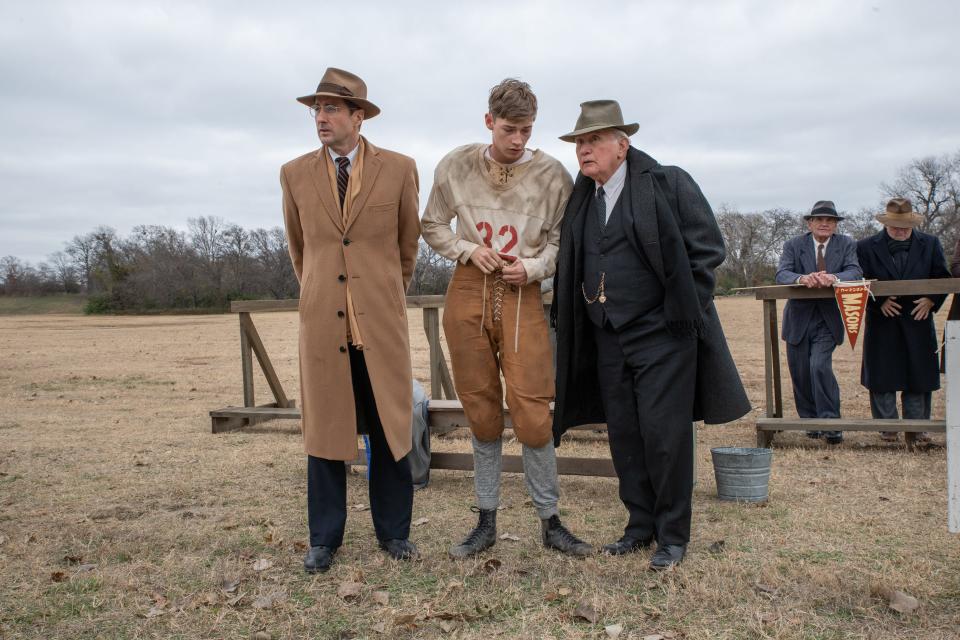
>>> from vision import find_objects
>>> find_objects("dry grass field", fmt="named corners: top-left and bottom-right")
top-left (1, 297), bottom-right (958, 639)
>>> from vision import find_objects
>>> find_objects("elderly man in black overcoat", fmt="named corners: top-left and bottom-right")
top-left (857, 197), bottom-right (950, 442)
top-left (551, 101), bottom-right (750, 570)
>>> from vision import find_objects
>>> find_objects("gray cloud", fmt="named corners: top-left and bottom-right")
top-left (2, 0), bottom-right (959, 263)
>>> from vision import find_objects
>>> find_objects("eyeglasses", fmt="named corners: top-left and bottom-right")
top-left (309, 104), bottom-right (344, 117)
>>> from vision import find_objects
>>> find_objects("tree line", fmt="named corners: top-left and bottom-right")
top-left (3, 152), bottom-right (958, 310)
top-left (713, 151), bottom-right (960, 291)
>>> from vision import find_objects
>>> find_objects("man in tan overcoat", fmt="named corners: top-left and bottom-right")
top-left (281, 68), bottom-right (421, 573)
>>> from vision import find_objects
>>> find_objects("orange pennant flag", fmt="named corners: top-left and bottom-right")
top-left (833, 281), bottom-right (871, 349)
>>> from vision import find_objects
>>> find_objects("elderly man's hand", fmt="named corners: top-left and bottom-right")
top-left (469, 246), bottom-right (504, 274)
top-left (501, 260), bottom-right (528, 285)
top-left (880, 296), bottom-right (902, 317)
top-left (911, 297), bottom-right (934, 321)
top-left (799, 272), bottom-right (834, 288)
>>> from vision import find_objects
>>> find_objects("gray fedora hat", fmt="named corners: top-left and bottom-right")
top-left (803, 200), bottom-right (844, 221)
top-left (296, 67), bottom-right (380, 119)
top-left (559, 100), bottom-right (639, 142)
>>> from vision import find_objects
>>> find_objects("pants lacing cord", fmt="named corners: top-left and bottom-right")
top-left (479, 269), bottom-right (522, 352)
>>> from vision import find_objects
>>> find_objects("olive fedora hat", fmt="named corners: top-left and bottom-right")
top-left (876, 197), bottom-right (924, 228)
top-left (296, 67), bottom-right (380, 119)
top-left (559, 100), bottom-right (639, 142)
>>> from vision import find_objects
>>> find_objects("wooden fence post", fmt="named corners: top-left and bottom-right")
top-left (947, 321), bottom-right (959, 533)
top-left (240, 311), bottom-right (254, 407)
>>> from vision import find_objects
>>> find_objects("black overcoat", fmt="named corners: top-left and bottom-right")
top-left (856, 230), bottom-right (950, 392)
top-left (551, 147), bottom-right (751, 443)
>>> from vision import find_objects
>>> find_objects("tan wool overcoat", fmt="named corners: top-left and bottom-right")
top-left (281, 137), bottom-right (420, 461)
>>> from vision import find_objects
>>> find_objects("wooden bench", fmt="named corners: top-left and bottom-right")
top-left (757, 417), bottom-right (946, 450)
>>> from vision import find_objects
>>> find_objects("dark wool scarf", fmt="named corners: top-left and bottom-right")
top-left (649, 170), bottom-right (707, 338)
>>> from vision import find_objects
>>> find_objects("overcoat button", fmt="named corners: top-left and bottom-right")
top-left (337, 310), bottom-right (345, 318)
top-left (343, 238), bottom-right (351, 246)
top-left (339, 346), bottom-right (347, 353)
top-left (337, 274), bottom-right (346, 282)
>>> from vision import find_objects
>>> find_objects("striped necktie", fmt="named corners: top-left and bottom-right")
top-left (336, 156), bottom-right (350, 207)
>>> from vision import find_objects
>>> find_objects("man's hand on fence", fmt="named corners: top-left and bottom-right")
top-left (911, 297), bottom-right (934, 321)
top-left (880, 296), bottom-right (902, 317)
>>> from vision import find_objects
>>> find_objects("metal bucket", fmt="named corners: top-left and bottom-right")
top-left (711, 447), bottom-right (772, 503)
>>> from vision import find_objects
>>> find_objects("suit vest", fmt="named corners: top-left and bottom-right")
top-left (582, 181), bottom-right (664, 330)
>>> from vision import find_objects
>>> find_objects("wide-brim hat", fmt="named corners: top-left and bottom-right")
top-left (296, 67), bottom-right (380, 119)
top-left (876, 197), bottom-right (924, 228)
top-left (803, 200), bottom-right (844, 221)
top-left (559, 100), bottom-right (639, 142)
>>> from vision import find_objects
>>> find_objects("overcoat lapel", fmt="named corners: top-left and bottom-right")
top-left (345, 141), bottom-right (382, 234)
top-left (903, 232), bottom-right (926, 278)
top-left (871, 234), bottom-right (899, 279)
top-left (308, 151), bottom-right (344, 233)
top-left (625, 171), bottom-right (666, 284)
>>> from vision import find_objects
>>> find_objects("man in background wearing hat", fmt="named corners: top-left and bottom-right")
top-left (280, 68), bottom-right (421, 573)
top-left (422, 78), bottom-right (591, 559)
top-left (857, 197), bottom-right (950, 442)
top-left (552, 100), bottom-right (750, 570)
top-left (775, 202), bottom-right (862, 444)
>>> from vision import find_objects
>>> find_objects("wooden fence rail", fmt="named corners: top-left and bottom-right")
top-left (749, 278), bottom-right (960, 449)
top-left (210, 294), bottom-right (622, 476)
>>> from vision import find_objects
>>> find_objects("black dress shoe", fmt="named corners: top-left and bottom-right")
top-left (823, 430), bottom-right (843, 445)
top-left (602, 534), bottom-right (654, 556)
top-left (805, 430), bottom-right (823, 439)
top-left (379, 538), bottom-right (419, 560)
top-left (649, 544), bottom-right (686, 570)
top-left (303, 545), bottom-right (335, 574)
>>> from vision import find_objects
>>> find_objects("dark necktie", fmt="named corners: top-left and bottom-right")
top-left (595, 186), bottom-right (606, 229)
top-left (336, 156), bottom-right (350, 208)
top-left (817, 242), bottom-right (826, 272)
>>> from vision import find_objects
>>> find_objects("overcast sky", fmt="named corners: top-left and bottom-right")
top-left (2, 0), bottom-right (959, 263)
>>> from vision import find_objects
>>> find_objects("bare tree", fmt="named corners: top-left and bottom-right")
top-left (48, 251), bottom-right (80, 293)
top-left (716, 206), bottom-right (799, 288)
top-left (881, 154), bottom-right (960, 244)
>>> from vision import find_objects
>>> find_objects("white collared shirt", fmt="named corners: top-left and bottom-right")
top-left (596, 159), bottom-right (627, 223)
top-left (327, 143), bottom-right (360, 175)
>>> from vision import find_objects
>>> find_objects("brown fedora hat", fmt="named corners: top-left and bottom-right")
top-left (876, 197), bottom-right (924, 228)
top-left (559, 100), bottom-right (639, 142)
top-left (296, 67), bottom-right (380, 119)
top-left (803, 200), bottom-right (844, 221)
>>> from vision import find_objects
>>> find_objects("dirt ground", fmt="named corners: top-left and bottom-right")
top-left (1, 297), bottom-right (958, 639)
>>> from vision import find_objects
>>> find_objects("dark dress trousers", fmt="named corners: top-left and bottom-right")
top-left (552, 147), bottom-right (750, 546)
top-left (856, 230), bottom-right (950, 395)
top-left (307, 345), bottom-right (413, 549)
top-left (775, 233), bottom-right (862, 418)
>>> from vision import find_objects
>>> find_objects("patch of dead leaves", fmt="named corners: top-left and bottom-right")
top-left (499, 533), bottom-right (520, 541)
top-left (337, 581), bottom-right (363, 601)
top-left (872, 585), bottom-right (920, 614)
top-left (251, 558), bottom-right (273, 572)
top-left (221, 575), bottom-right (240, 593)
top-left (573, 598), bottom-right (599, 623)
top-left (412, 517), bottom-right (430, 526)
top-left (372, 590), bottom-right (390, 606)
